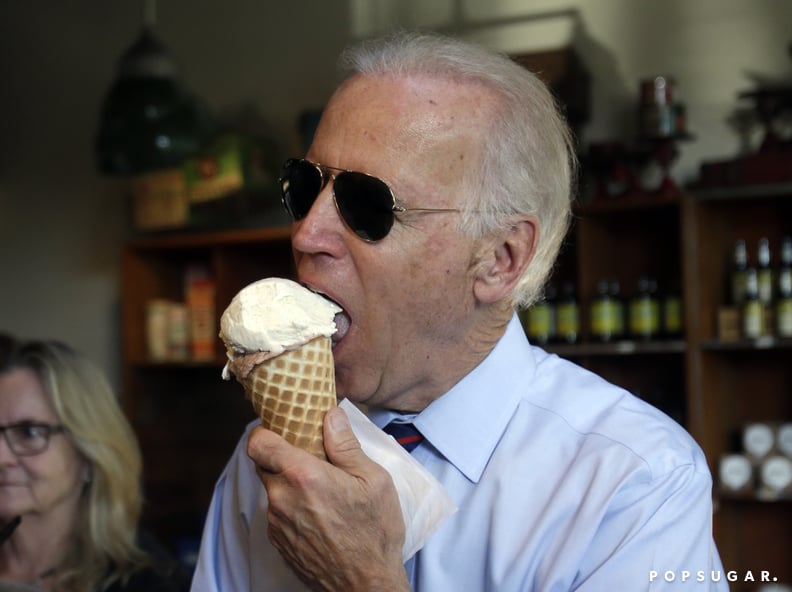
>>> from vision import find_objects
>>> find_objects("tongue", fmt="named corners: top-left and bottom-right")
top-left (332, 311), bottom-right (350, 344)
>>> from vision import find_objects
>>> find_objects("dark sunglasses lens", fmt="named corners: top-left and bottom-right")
top-left (333, 172), bottom-right (395, 241)
top-left (281, 160), bottom-right (323, 220)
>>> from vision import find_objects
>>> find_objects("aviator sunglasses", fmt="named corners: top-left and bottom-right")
top-left (279, 158), bottom-right (460, 241)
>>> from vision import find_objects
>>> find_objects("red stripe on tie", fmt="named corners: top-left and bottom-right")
top-left (384, 422), bottom-right (424, 452)
top-left (396, 435), bottom-right (422, 446)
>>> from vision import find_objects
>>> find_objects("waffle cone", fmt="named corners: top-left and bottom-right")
top-left (242, 336), bottom-right (336, 459)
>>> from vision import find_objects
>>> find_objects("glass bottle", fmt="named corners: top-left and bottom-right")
top-left (591, 279), bottom-right (617, 342)
top-left (629, 276), bottom-right (661, 340)
top-left (776, 236), bottom-right (792, 338)
top-left (555, 281), bottom-right (580, 344)
top-left (609, 280), bottom-right (626, 339)
top-left (742, 267), bottom-right (764, 339)
top-left (730, 239), bottom-right (748, 306)
top-left (757, 237), bottom-right (774, 306)
top-left (662, 279), bottom-right (683, 338)
top-left (523, 285), bottom-right (556, 345)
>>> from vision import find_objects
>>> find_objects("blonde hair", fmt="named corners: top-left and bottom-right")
top-left (1, 339), bottom-right (147, 590)
top-left (340, 31), bottom-right (578, 307)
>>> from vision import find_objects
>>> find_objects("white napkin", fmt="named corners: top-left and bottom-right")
top-left (339, 398), bottom-right (457, 561)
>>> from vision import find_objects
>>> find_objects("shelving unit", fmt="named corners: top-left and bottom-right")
top-left (546, 194), bottom-right (690, 424)
top-left (544, 186), bottom-right (791, 589)
top-left (120, 226), bottom-right (294, 545)
top-left (119, 188), bottom-right (791, 584)
top-left (686, 185), bottom-right (792, 587)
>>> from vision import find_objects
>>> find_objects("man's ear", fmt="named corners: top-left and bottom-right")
top-left (473, 217), bottom-right (537, 304)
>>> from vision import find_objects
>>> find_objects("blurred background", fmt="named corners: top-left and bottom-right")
top-left (1, 0), bottom-right (790, 388)
top-left (3, 1), bottom-right (792, 580)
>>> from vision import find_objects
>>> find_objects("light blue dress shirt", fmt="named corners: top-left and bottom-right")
top-left (191, 315), bottom-right (727, 591)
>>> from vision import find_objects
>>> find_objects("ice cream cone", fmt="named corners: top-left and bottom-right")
top-left (242, 335), bottom-right (336, 459)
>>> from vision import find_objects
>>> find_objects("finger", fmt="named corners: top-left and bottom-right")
top-left (246, 424), bottom-right (311, 475)
top-left (323, 406), bottom-right (371, 474)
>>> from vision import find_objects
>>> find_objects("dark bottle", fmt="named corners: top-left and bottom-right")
top-left (742, 267), bottom-right (764, 339)
top-left (629, 276), bottom-right (660, 340)
top-left (555, 281), bottom-right (580, 344)
top-left (776, 236), bottom-right (792, 338)
top-left (609, 280), bottom-right (626, 339)
top-left (757, 237), bottom-right (774, 306)
top-left (730, 239), bottom-right (748, 306)
top-left (662, 279), bottom-right (684, 338)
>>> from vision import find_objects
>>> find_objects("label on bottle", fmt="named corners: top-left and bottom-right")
top-left (663, 296), bottom-right (683, 335)
top-left (742, 300), bottom-right (764, 339)
top-left (556, 302), bottom-right (580, 342)
top-left (526, 303), bottom-right (553, 344)
top-left (777, 298), bottom-right (792, 337)
top-left (757, 269), bottom-right (774, 305)
top-left (591, 300), bottom-right (616, 339)
top-left (629, 297), bottom-right (660, 338)
top-left (731, 270), bottom-right (747, 306)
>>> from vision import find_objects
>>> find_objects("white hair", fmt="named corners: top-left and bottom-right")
top-left (339, 31), bottom-right (578, 307)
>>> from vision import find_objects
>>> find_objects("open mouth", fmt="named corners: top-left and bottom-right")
top-left (307, 285), bottom-right (350, 346)
top-left (332, 311), bottom-right (351, 346)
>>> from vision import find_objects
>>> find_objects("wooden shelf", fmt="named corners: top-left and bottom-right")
top-left (719, 491), bottom-right (792, 504)
top-left (691, 182), bottom-right (792, 201)
top-left (119, 185), bottom-right (792, 568)
top-left (700, 337), bottom-right (792, 351)
top-left (120, 225), bottom-right (293, 546)
top-left (545, 339), bottom-right (686, 356)
top-left (542, 185), bottom-right (792, 578)
top-left (127, 225), bottom-right (292, 249)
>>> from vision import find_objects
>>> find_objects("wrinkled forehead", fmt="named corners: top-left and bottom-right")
top-left (0, 367), bottom-right (56, 419)
top-left (315, 73), bottom-right (497, 202)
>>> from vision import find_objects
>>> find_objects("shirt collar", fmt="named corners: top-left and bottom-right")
top-left (368, 314), bottom-right (534, 483)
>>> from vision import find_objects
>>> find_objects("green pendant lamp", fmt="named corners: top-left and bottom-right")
top-left (95, 0), bottom-right (214, 176)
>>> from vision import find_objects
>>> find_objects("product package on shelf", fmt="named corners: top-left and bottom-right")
top-left (185, 265), bottom-right (216, 361)
top-left (132, 168), bottom-right (190, 231)
top-left (719, 421), bottom-right (792, 500)
top-left (145, 299), bottom-right (189, 362)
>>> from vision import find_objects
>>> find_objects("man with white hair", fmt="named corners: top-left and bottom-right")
top-left (191, 31), bottom-right (725, 591)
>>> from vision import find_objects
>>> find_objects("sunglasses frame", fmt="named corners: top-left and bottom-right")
top-left (280, 158), bottom-right (461, 242)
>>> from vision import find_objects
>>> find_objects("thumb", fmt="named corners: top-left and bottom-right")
top-left (323, 406), bottom-right (369, 473)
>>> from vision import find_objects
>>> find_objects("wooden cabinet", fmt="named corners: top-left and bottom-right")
top-left (546, 195), bottom-right (689, 424)
top-left (120, 190), bottom-right (791, 582)
top-left (686, 185), bottom-right (792, 587)
top-left (544, 186), bottom-right (792, 588)
top-left (121, 226), bottom-right (294, 545)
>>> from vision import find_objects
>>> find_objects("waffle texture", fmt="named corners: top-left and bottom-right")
top-left (243, 336), bottom-right (336, 459)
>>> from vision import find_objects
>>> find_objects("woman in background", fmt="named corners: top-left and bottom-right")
top-left (0, 336), bottom-right (189, 591)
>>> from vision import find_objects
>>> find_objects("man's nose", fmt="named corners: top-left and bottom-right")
top-left (291, 184), bottom-right (346, 253)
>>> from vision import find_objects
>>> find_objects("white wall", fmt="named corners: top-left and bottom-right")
top-left (1, 0), bottom-right (790, 386)
top-left (353, 0), bottom-right (792, 181)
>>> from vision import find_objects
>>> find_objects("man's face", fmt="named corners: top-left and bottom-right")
top-left (292, 73), bottom-right (495, 411)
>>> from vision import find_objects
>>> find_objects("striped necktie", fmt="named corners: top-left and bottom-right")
top-left (384, 421), bottom-right (424, 452)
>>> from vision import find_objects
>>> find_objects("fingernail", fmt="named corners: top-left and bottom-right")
top-left (328, 407), bottom-right (350, 431)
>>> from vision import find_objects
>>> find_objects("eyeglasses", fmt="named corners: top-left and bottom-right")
top-left (279, 158), bottom-right (461, 242)
top-left (0, 422), bottom-right (66, 456)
